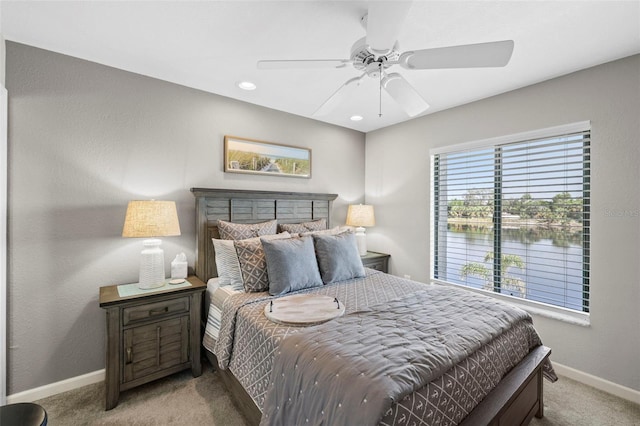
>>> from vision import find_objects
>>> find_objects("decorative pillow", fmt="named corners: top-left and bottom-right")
top-left (279, 218), bottom-right (327, 234)
top-left (313, 232), bottom-right (365, 284)
top-left (217, 219), bottom-right (278, 240)
top-left (262, 236), bottom-right (323, 296)
top-left (235, 232), bottom-right (291, 292)
top-left (300, 226), bottom-right (352, 237)
top-left (211, 238), bottom-right (244, 291)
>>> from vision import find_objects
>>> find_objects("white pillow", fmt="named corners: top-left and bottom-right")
top-left (212, 238), bottom-right (244, 291)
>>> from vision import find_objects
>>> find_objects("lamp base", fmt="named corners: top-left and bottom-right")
top-left (354, 226), bottom-right (367, 257)
top-left (138, 239), bottom-right (166, 289)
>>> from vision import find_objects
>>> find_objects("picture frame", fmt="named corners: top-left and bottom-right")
top-left (224, 136), bottom-right (312, 179)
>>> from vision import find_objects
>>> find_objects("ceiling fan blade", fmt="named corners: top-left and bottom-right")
top-left (399, 40), bottom-right (515, 70)
top-left (257, 59), bottom-right (351, 70)
top-left (366, 1), bottom-right (412, 54)
top-left (313, 74), bottom-right (366, 116)
top-left (381, 72), bottom-right (429, 117)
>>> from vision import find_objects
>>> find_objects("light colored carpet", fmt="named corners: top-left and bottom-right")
top-left (35, 361), bottom-right (639, 425)
top-left (530, 375), bottom-right (640, 426)
top-left (34, 362), bottom-right (249, 425)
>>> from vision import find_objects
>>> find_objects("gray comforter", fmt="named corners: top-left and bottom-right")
top-left (260, 285), bottom-right (543, 426)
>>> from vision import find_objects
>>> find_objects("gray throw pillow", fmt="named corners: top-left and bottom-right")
top-left (313, 232), bottom-right (365, 284)
top-left (262, 236), bottom-right (323, 296)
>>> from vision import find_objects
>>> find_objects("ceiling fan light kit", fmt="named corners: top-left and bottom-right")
top-left (382, 73), bottom-right (429, 117)
top-left (258, 2), bottom-right (514, 120)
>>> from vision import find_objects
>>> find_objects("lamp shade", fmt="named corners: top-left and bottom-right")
top-left (345, 204), bottom-right (375, 227)
top-left (122, 200), bottom-right (181, 238)
top-left (122, 200), bottom-right (181, 290)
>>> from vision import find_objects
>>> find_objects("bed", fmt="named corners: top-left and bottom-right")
top-left (191, 187), bottom-right (556, 426)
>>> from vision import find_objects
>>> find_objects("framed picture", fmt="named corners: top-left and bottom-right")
top-left (224, 136), bottom-right (312, 178)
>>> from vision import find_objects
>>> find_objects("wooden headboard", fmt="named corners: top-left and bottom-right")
top-left (191, 188), bottom-right (338, 282)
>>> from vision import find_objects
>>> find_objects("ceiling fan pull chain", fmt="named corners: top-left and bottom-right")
top-left (378, 63), bottom-right (383, 117)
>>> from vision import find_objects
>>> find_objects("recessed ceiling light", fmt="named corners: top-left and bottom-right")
top-left (237, 81), bottom-right (256, 91)
top-left (350, 115), bottom-right (363, 121)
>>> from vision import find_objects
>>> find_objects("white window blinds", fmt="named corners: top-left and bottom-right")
top-left (432, 124), bottom-right (590, 312)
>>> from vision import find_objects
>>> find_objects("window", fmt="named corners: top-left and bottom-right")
top-left (432, 122), bottom-right (590, 313)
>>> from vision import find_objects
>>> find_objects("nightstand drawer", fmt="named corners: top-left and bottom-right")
top-left (123, 297), bottom-right (189, 326)
top-left (361, 251), bottom-right (390, 273)
top-left (364, 258), bottom-right (386, 271)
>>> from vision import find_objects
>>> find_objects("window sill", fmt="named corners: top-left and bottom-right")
top-left (431, 280), bottom-right (591, 327)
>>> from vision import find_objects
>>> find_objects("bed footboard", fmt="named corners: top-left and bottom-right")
top-left (460, 345), bottom-right (551, 426)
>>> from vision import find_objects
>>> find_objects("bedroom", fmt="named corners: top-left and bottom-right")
top-left (0, 1), bottom-right (639, 425)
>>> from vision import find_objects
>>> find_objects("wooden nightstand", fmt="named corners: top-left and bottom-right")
top-left (99, 276), bottom-right (206, 410)
top-left (361, 251), bottom-right (390, 273)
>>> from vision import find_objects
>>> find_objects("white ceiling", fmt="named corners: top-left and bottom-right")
top-left (2, 1), bottom-right (639, 133)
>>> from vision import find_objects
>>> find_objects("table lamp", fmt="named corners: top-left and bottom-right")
top-left (122, 200), bottom-right (181, 289)
top-left (346, 204), bottom-right (375, 256)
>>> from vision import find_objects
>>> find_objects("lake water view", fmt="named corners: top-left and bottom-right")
top-left (433, 132), bottom-right (590, 312)
top-left (440, 223), bottom-right (586, 311)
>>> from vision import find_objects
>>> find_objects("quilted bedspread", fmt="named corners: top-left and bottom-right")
top-left (260, 285), bottom-right (542, 426)
top-left (209, 270), bottom-right (554, 425)
top-left (212, 270), bottom-right (426, 372)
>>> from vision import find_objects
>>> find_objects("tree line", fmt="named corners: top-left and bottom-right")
top-left (448, 190), bottom-right (583, 226)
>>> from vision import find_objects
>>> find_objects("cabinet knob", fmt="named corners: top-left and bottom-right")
top-left (126, 347), bottom-right (133, 364)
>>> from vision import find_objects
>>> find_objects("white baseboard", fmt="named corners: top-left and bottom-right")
top-left (6, 363), bottom-right (640, 407)
top-left (552, 362), bottom-right (640, 405)
top-left (7, 369), bottom-right (105, 404)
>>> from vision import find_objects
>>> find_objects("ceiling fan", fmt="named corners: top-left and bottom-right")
top-left (257, 2), bottom-right (514, 118)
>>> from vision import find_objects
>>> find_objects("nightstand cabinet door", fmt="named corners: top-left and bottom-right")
top-left (123, 316), bottom-right (189, 383)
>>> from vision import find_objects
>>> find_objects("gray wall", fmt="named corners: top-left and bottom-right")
top-left (365, 54), bottom-right (640, 391)
top-left (6, 42), bottom-right (365, 394)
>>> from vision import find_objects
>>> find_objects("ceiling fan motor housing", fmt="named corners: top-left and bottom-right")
top-left (350, 36), bottom-right (400, 78)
